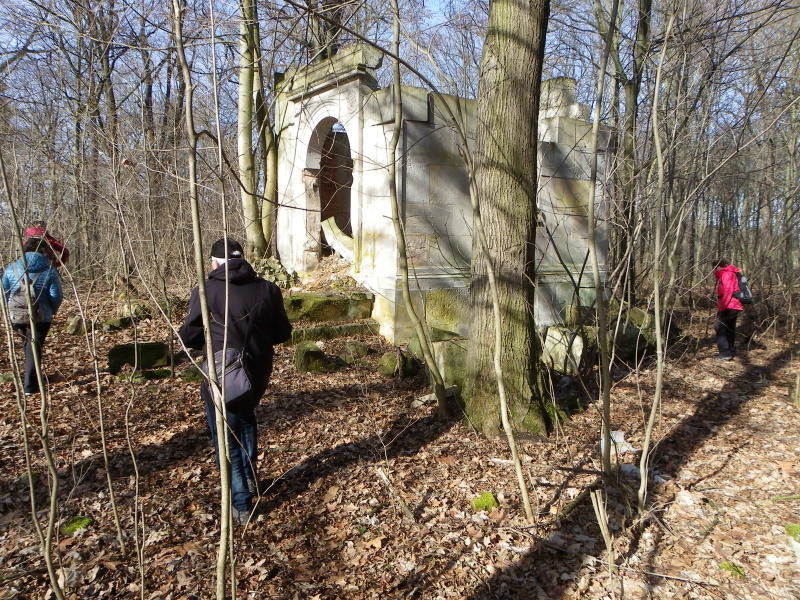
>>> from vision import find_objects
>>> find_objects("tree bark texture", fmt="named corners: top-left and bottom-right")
top-left (238, 0), bottom-right (268, 257)
top-left (464, 0), bottom-right (551, 438)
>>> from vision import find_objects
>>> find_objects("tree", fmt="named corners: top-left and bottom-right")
top-left (463, 0), bottom-right (551, 437)
top-left (237, 0), bottom-right (269, 257)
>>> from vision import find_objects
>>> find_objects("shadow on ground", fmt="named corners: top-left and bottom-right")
top-left (395, 342), bottom-right (799, 599)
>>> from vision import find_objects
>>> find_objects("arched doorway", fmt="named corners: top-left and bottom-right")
top-left (305, 118), bottom-right (353, 261)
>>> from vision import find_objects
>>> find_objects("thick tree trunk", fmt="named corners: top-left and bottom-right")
top-left (252, 6), bottom-right (278, 258)
top-left (238, 0), bottom-right (268, 257)
top-left (463, 0), bottom-right (550, 438)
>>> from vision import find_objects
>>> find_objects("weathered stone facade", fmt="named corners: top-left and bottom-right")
top-left (276, 45), bottom-right (609, 343)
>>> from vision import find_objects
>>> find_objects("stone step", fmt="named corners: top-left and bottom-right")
top-left (283, 291), bottom-right (373, 323)
top-left (288, 319), bottom-right (379, 345)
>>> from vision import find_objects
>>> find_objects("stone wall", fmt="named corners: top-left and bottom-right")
top-left (275, 45), bottom-right (610, 343)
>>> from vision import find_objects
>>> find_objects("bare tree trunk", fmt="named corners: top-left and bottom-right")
top-left (238, 0), bottom-right (267, 257)
top-left (171, 2), bottom-right (233, 597)
top-left (589, 0), bottom-right (621, 478)
top-left (0, 151), bottom-right (65, 600)
top-left (252, 10), bottom-right (279, 257)
top-left (639, 13), bottom-right (675, 512)
top-left (463, 0), bottom-right (551, 438)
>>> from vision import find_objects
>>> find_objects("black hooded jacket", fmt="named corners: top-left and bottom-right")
top-left (179, 259), bottom-right (292, 390)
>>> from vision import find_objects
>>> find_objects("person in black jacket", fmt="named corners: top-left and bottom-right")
top-left (179, 238), bottom-right (291, 524)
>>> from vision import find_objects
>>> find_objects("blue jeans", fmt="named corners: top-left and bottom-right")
top-left (203, 392), bottom-right (257, 512)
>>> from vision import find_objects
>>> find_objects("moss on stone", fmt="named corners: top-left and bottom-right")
top-left (295, 341), bottom-right (338, 372)
top-left (471, 492), bottom-right (498, 512)
top-left (378, 350), bottom-right (417, 377)
top-left (64, 315), bottom-right (86, 335)
top-left (627, 306), bottom-right (652, 329)
top-left (61, 516), bottom-right (93, 536)
top-left (543, 400), bottom-right (569, 425)
top-left (102, 316), bottom-right (134, 332)
top-left (339, 341), bottom-right (370, 364)
top-left (117, 367), bottom-right (171, 383)
top-left (108, 342), bottom-right (170, 374)
top-left (145, 368), bottom-right (172, 380)
top-left (431, 338), bottom-right (467, 390)
top-left (408, 328), bottom-right (461, 358)
top-left (425, 289), bottom-right (469, 336)
top-left (284, 292), bottom-right (373, 323)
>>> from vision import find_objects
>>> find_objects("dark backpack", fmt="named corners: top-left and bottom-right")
top-left (8, 272), bottom-right (45, 325)
top-left (733, 272), bottom-right (754, 305)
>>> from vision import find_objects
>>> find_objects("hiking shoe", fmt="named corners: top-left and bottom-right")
top-left (716, 355), bottom-right (733, 361)
top-left (233, 508), bottom-right (252, 526)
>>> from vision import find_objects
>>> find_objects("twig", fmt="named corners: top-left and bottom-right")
top-left (591, 489), bottom-right (616, 575)
top-left (0, 566), bottom-right (47, 584)
top-left (595, 561), bottom-right (719, 586)
top-left (494, 457), bottom-right (606, 476)
top-left (376, 467), bottom-right (416, 523)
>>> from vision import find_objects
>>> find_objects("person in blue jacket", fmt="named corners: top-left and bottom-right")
top-left (2, 237), bottom-right (63, 395)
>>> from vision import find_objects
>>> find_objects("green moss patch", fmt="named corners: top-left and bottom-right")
top-left (295, 342), bottom-right (339, 373)
top-left (425, 289), bottom-right (468, 336)
top-left (544, 400), bottom-right (569, 425)
top-left (61, 516), bottom-right (93, 536)
top-left (771, 494), bottom-right (800, 503)
top-left (117, 372), bottom-right (147, 384)
top-left (284, 292), bottom-right (373, 323)
top-left (145, 368), bottom-right (172, 380)
top-left (719, 561), bottom-right (746, 579)
top-left (786, 524), bottom-right (800, 542)
top-left (471, 492), bottom-right (498, 512)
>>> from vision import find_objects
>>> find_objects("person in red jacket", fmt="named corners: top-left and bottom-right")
top-left (713, 258), bottom-right (743, 360)
top-left (22, 221), bottom-right (69, 267)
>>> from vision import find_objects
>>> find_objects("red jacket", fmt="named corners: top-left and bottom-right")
top-left (23, 226), bottom-right (69, 267)
top-left (714, 265), bottom-right (743, 312)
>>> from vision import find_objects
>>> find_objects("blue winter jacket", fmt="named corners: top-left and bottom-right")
top-left (2, 252), bottom-right (63, 323)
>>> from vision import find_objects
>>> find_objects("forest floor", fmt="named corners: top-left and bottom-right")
top-left (1, 285), bottom-right (799, 600)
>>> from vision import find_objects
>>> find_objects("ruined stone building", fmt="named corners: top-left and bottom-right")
top-left (276, 45), bottom-right (609, 343)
